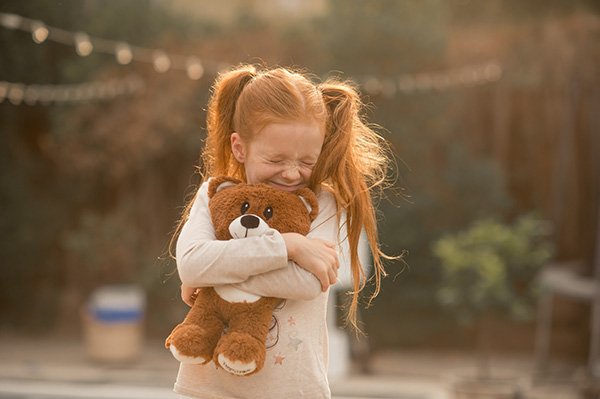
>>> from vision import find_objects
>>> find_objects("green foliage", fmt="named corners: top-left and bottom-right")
top-left (365, 142), bottom-right (512, 347)
top-left (433, 215), bottom-right (553, 325)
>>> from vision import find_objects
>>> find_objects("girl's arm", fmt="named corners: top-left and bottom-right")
top-left (228, 190), bottom-right (349, 300)
top-left (176, 181), bottom-right (289, 287)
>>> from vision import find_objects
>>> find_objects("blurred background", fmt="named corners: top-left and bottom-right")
top-left (1, 0), bottom-right (599, 398)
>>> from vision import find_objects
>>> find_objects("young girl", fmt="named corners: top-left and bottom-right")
top-left (172, 64), bottom-right (392, 398)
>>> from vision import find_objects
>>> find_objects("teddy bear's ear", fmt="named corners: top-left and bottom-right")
top-left (208, 176), bottom-right (242, 199)
top-left (294, 188), bottom-right (319, 221)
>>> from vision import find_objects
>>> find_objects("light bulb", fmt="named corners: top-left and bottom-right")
top-left (24, 85), bottom-right (40, 105)
top-left (484, 63), bottom-right (502, 82)
top-left (186, 58), bottom-right (204, 80)
top-left (38, 86), bottom-right (53, 104)
top-left (53, 88), bottom-right (66, 102)
top-left (363, 77), bottom-right (382, 95)
top-left (75, 33), bottom-right (93, 57)
top-left (415, 74), bottom-right (433, 90)
top-left (153, 51), bottom-right (171, 73)
top-left (8, 84), bottom-right (25, 105)
top-left (397, 76), bottom-right (415, 93)
top-left (115, 42), bottom-right (133, 65)
top-left (1, 13), bottom-right (22, 29)
top-left (31, 21), bottom-right (49, 44)
top-left (72, 87), bottom-right (84, 101)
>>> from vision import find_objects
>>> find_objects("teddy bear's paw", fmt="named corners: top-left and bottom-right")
top-left (215, 331), bottom-right (266, 376)
top-left (217, 353), bottom-right (257, 376)
top-left (169, 344), bottom-right (208, 365)
top-left (165, 324), bottom-right (218, 364)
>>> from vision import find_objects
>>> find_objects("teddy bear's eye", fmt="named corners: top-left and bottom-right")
top-left (241, 201), bottom-right (250, 214)
top-left (263, 206), bottom-right (273, 220)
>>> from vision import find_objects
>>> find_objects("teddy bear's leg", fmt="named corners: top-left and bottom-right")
top-left (165, 288), bottom-right (224, 365)
top-left (214, 298), bottom-right (279, 376)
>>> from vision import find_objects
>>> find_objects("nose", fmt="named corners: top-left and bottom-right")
top-left (281, 164), bottom-right (300, 181)
top-left (241, 215), bottom-right (260, 229)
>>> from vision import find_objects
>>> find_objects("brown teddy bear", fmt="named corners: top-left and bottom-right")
top-left (165, 176), bottom-right (319, 376)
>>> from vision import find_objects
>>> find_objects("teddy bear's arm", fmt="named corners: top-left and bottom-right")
top-left (176, 181), bottom-right (291, 287)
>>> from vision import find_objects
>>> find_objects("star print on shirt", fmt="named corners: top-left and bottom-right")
top-left (287, 316), bottom-right (296, 326)
top-left (274, 354), bottom-right (285, 365)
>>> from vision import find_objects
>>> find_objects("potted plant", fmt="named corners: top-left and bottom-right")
top-left (433, 214), bottom-right (553, 398)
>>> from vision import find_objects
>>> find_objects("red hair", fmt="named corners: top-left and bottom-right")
top-left (172, 64), bottom-right (394, 329)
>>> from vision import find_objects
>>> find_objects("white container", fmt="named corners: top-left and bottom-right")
top-left (82, 285), bottom-right (145, 363)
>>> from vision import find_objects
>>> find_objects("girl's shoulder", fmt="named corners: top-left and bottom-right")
top-left (187, 180), bottom-right (211, 219)
top-left (314, 185), bottom-right (340, 223)
top-left (316, 184), bottom-right (338, 207)
top-left (198, 179), bottom-right (211, 196)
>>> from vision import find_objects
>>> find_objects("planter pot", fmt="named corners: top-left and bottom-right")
top-left (81, 285), bottom-right (146, 363)
top-left (445, 369), bottom-right (527, 399)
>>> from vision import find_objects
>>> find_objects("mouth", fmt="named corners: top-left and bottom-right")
top-left (269, 182), bottom-right (305, 192)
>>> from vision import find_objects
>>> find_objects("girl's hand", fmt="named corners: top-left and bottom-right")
top-left (282, 233), bottom-right (339, 291)
top-left (180, 284), bottom-right (198, 307)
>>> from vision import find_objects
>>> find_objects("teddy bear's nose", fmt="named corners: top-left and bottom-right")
top-left (241, 215), bottom-right (260, 229)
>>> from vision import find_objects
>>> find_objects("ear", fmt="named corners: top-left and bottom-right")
top-left (230, 132), bottom-right (246, 163)
top-left (294, 188), bottom-right (319, 221)
top-left (208, 176), bottom-right (242, 199)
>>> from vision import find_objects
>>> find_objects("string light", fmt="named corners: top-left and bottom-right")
top-left (0, 75), bottom-right (145, 106)
top-left (0, 12), bottom-right (504, 99)
top-left (115, 42), bottom-right (133, 65)
top-left (7, 83), bottom-right (25, 105)
top-left (0, 12), bottom-right (213, 80)
top-left (186, 57), bottom-right (204, 80)
top-left (152, 50), bottom-right (171, 73)
top-left (74, 32), bottom-right (93, 57)
top-left (358, 61), bottom-right (503, 96)
top-left (31, 21), bottom-right (48, 44)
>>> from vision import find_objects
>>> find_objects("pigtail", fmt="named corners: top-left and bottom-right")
top-left (204, 65), bottom-right (256, 178)
top-left (316, 81), bottom-right (393, 332)
top-left (169, 65), bottom-right (255, 261)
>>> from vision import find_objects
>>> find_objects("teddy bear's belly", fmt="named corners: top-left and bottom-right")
top-left (214, 286), bottom-right (262, 303)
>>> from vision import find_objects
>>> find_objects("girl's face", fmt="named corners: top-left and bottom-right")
top-left (231, 121), bottom-right (324, 191)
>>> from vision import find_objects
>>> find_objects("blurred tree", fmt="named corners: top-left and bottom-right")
top-left (433, 215), bottom-right (553, 377)
top-left (304, 0), bottom-right (514, 349)
top-left (317, 0), bottom-right (448, 74)
top-left (0, 0), bottom-right (209, 334)
top-left (1, 0), bottom-right (598, 358)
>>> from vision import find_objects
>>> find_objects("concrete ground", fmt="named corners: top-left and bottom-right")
top-left (0, 334), bottom-right (584, 398)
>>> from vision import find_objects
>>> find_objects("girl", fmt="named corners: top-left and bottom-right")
top-left (172, 64), bottom-right (392, 398)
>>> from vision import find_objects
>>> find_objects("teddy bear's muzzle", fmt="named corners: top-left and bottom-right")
top-left (229, 214), bottom-right (271, 239)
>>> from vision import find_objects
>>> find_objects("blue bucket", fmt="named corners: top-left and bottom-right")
top-left (88, 285), bottom-right (145, 324)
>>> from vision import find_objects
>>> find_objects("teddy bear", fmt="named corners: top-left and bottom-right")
top-left (165, 176), bottom-right (319, 376)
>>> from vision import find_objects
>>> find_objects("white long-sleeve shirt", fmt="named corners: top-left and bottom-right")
top-left (173, 180), bottom-right (348, 399)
